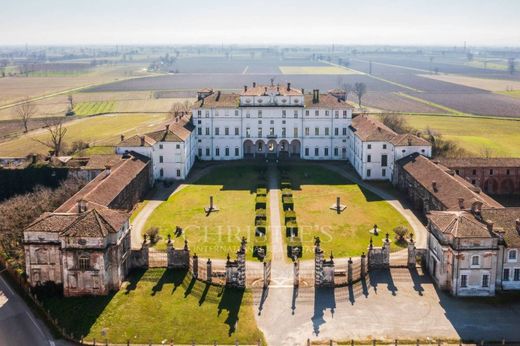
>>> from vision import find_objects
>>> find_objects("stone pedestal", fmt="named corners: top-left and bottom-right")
top-left (347, 257), bottom-right (353, 283)
top-left (192, 254), bottom-right (199, 279)
top-left (294, 261), bottom-right (300, 287)
top-left (206, 259), bottom-right (212, 283)
top-left (408, 237), bottom-right (416, 267)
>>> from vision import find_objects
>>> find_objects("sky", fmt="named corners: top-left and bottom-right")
top-left (1, 0), bottom-right (520, 46)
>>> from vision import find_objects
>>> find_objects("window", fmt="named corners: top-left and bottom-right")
top-left (504, 268), bottom-right (510, 281)
top-left (335, 110), bottom-right (339, 118)
top-left (509, 250), bottom-right (517, 262)
top-left (305, 127), bottom-right (309, 136)
top-left (471, 255), bottom-right (480, 267)
top-left (381, 154), bottom-right (388, 167)
top-left (235, 127), bottom-right (239, 136)
top-left (225, 127), bottom-right (229, 136)
top-left (205, 111), bottom-right (209, 118)
top-left (176, 169), bottom-right (181, 177)
top-left (507, 169), bottom-right (511, 175)
top-left (367, 144), bottom-right (372, 149)
top-left (382, 168), bottom-right (386, 177)
top-left (325, 110), bottom-right (329, 116)
top-left (294, 110), bottom-right (298, 118)
top-left (78, 255), bottom-right (90, 270)
top-left (197, 127), bottom-right (202, 135)
top-left (324, 147), bottom-right (329, 156)
top-left (205, 148), bottom-right (210, 156)
top-left (258, 110), bottom-right (262, 117)
top-left (205, 127), bottom-right (210, 135)
top-left (305, 110), bottom-right (309, 116)
top-left (215, 147), bottom-right (220, 157)
top-left (490, 169), bottom-right (494, 175)
top-left (258, 128), bottom-right (263, 137)
top-left (473, 169), bottom-right (477, 175)
top-left (472, 179), bottom-right (476, 185)
top-left (515, 268), bottom-right (520, 281)
top-left (235, 110), bottom-right (239, 116)
top-left (225, 147), bottom-right (230, 156)
top-left (460, 274), bottom-right (468, 288)
top-left (314, 147), bottom-right (319, 156)
top-left (315, 127), bottom-right (319, 136)
top-left (294, 128), bottom-right (298, 137)
top-left (176, 144), bottom-right (180, 149)
top-left (305, 148), bottom-right (309, 156)
top-left (269, 128), bottom-right (275, 136)
top-left (282, 110), bottom-right (286, 118)
top-left (367, 155), bottom-right (371, 163)
top-left (334, 147), bottom-right (339, 156)
top-left (215, 127), bottom-right (220, 136)
top-left (197, 110), bottom-right (202, 116)
top-left (235, 147), bottom-right (239, 156)
top-left (367, 169), bottom-right (371, 177)
top-left (383, 144), bottom-right (387, 149)
top-left (159, 156), bottom-right (163, 163)
top-left (343, 110), bottom-right (348, 118)
top-left (315, 110), bottom-right (319, 116)
top-left (246, 127), bottom-right (251, 138)
top-left (198, 148), bottom-right (202, 157)
top-left (482, 274), bottom-right (489, 288)
top-left (160, 168), bottom-right (164, 177)
top-left (334, 128), bottom-right (339, 136)
top-left (159, 144), bottom-right (163, 149)
top-left (455, 169), bottom-right (460, 175)
top-left (342, 128), bottom-right (347, 136)
top-left (215, 110), bottom-right (219, 116)
top-left (325, 127), bottom-right (330, 136)
top-left (282, 127), bottom-right (286, 137)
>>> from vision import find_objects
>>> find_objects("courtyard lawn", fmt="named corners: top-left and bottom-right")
top-left (144, 164), bottom-right (269, 260)
top-left (282, 164), bottom-right (410, 260)
top-left (41, 269), bottom-right (264, 344)
top-left (404, 114), bottom-right (520, 157)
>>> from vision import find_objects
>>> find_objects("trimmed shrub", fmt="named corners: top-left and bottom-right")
top-left (281, 188), bottom-right (292, 197)
top-left (256, 187), bottom-right (267, 196)
top-left (287, 236), bottom-right (303, 258)
top-left (282, 196), bottom-right (294, 209)
top-left (146, 227), bottom-right (160, 244)
top-left (256, 208), bottom-right (267, 217)
top-left (256, 195), bottom-right (267, 208)
top-left (394, 225), bottom-right (409, 241)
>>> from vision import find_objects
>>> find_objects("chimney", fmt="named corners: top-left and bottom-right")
top-left (253, 82), bottom-right (256, 88)
top-left (287, 82), bottom-right (291, 91)
top-left (458, 197), bottom-right (465, 209)
top-left (244, 85), bottom-right (248, 92)
top-left (216, 90), bottom-right (221, 101)
top-left (140, 136), bottom-right (145, 146)
top-left (486, 220), bottom-right (494, 233)
top-left (105, 164), bottom-right (111, 177)
top-left (31, 154), bottom-right (37, 164)
top-left (78, 200), bottom-right (88, 213)
top-left (301, 88), bottom-right (304, 94)
top-left (165, 124), bottom-right (170, 131)
top-left (432, 181), bottom-right (438, 192)
top-left (516, 219), bottom-right (520, 233)
top-left (312, 89), bottom-right (320, 104)
top-left (471, 201), bottom-right (483, 214)
top-left (120, 134), bottom-right (125, 142)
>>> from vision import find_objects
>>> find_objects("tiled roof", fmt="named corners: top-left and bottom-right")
top-left (241, 84), bottom-right (302, 97)
top-left (83, 154), bottom-right (121, 170)
top-left (392, 133), bottom-right (430, 147)
top-left (428, 211), bottom-right (492, 238)
top-left (60, 204), bottom-right (128, 237)
top-left (398, 153), bottom-right (503, 210)
top-left (439, 158), bottom-right (520, 168)
top-left (350, 115), bottom-right (398, 142)
top-left (55, 153), bottom-right (150, 213)
top-left (481, 208), bottom-right (520, 248)
top-left (118, 135), bottom-right (156, 147)
top-left (118, 116), bottom-right (194, 146)
top-left (303, 94), bottom-right (353, 109)
top-left (196, 93), bottom-right (240, 108)
top-left (25, 212), bottom-right (80, 233)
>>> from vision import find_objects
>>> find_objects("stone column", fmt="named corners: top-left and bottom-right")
top-left (360, 252), bottom-right (367, 277)
top-left (237, 237), bottom-right (247, 288)
top-left (314, 237), bottom-right (324, 287)
top-left (408, 234), bottom-right (416, 268)
top-left (142, 238), bottom-right (149, 268)
top-left (263, 262), bottom-right (269, 288)
top-left (367, 237), bottom-right (373, 270)
top-left (206, 259), bottom-right (212, 283)
top-left (347, 257), bottom-right (353, 284)
top-left (166, 235), bottom-right (174, 268)
top-left (383, 233), bottom-right (391, 268)
top-left (192, 254), bottom-right (199, 279)
top-left (294, 260), bottom-right (300, 287)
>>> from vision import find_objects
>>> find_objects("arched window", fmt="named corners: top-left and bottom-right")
top-left (508, 249), bottom-right (517, 262)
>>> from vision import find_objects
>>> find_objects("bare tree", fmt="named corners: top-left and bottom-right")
top-left (508, 58), bottom-right (516, 75)
top-left (353, 82), bottom-right (367, 107)
top-left (33, 119), bottom-right (68, 156)
top-left (169, 100), bottom-right (193, 119)
top-left (15, 97), bottom-right (37, 133)
top-left (378, 113), bottom-right (411, 134)
top-left (341, 83), bottom-right (352, 102)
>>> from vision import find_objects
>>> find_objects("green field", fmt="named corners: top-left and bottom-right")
top-left (41, 269), bottom-right (264, 344)
top-left (144, 164), bottom-right (270, 260)
top-left (0, 113), bottom-right (170, 156)
top-left (497, 90), bottom-right (520, 99)
top-left (405, 114), bottom-right (520, 157)
top-left (74, 101), bottom-right (116, 116)
top-left (282, 164), bottom-right (410, 260)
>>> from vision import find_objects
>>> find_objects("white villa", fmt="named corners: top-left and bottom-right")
top-left (116, 83), bottom-right (431, 182)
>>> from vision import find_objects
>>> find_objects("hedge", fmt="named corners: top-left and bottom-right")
top-left (256, 187), bottom-right (267, 196)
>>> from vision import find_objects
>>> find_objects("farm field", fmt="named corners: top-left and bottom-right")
top-left (404, 114), bottom-right (520, 157)
top-left (144, 164), bottom-right (269, 260)
top-left (361, 91), bottom-right (447, 113)
top-left (419, 74), bottom-right (520, 92)
top-left (0, 64), bottom-right (151, 107)
top-left (279, 66), bottom-right (360, 75)
top-left (73, 101), bottom-right (116, 116)
top-left (282, 164), bottom-right (409, 260)
top-left (41, 268), bottom-right (264, 344)
top-left (0, 113), bottom-right (170, 156)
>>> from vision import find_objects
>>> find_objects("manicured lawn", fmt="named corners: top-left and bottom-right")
top-left (281, 164), bottom-right (410, 260)
top-left (41, 269), bottom-right (264, 344)
top-left (144, 164), bottom-right (270, 260)
top-left (0, 113), bottom-right (170, 156)
top-left (405, 114), bottom-right (520, 157)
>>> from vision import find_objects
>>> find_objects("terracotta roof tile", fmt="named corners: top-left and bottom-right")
top-left (428, 211), bottom-right (492, 238)
top-left (303, 94), bottom-right (353, 109)
top-left (439, 158), bottom-right (520, 168)
top-left (481, 208), bottom-right (520, 248)
top-left (350, 115), bottom-right (398, 142)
